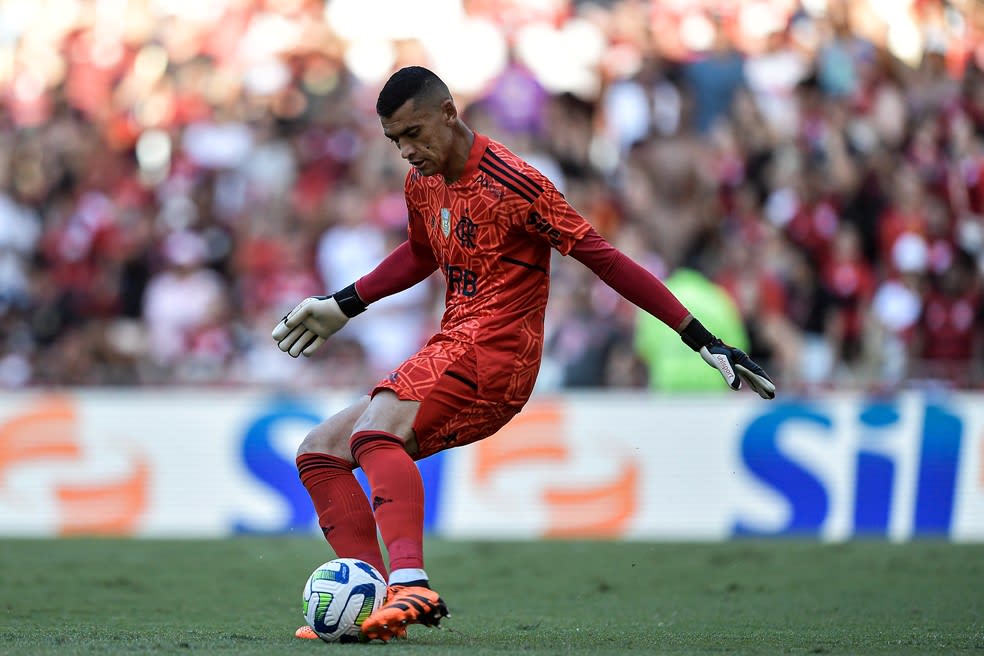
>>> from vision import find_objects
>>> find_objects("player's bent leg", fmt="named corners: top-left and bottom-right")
top-left (347, 391), bottom-right (447, 642)
top-left (293, 396), bottom-right (385, 640)
top-left (350, 391), bottom-right (427, 577)
top-left (350, 429), bottom-right (424, 566)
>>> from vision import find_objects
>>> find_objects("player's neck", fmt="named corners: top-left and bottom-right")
top-left (442, 123), bottom-right (475, 184)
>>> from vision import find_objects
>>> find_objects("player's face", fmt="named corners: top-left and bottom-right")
top-left (380, 96), bottom-right (455, 178)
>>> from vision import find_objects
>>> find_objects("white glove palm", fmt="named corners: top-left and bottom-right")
top-left (700, 341), bottom-right (776, 399)
top-left (681, 317), bottom-right (776, 400)
top-left (271, 296), bottom-right (348, 358)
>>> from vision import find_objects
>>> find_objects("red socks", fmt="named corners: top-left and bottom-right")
top-left (296, 452), bottom-right (387, 577)
top-left (350, 431), bottom-right (425, 572)
top-left (297, 431), bottom-right (426, 577)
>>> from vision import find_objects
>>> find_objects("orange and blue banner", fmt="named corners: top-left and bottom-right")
top-left (0, 391), bottom-right (981, 541)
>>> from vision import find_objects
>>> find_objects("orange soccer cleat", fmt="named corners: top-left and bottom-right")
top-left (360, 585), bottom-right (449, 642)
top-left (294, 625), bottom-right (319, 640)
top-left (294, 622), bottom-right (407, 642)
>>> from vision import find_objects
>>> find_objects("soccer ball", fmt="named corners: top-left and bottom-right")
top-left (302, 558), bottom-right (387, 643)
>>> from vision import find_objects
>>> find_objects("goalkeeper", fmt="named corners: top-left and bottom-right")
top-left (274, 66), bottom-right (775, 643)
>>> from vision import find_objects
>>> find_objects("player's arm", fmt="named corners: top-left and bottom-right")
top-left (569, 227), bottom-right (776, 399)
top-left (355, 237), bottom-right (438, 304)
top-left (272, 239), bottom-right (438, 358)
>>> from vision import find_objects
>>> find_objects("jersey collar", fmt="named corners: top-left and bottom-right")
top-left (450, 132), bottom-right (489, 186)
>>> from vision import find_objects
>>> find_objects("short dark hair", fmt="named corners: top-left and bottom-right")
top-left (376, 66), bottom-right (451, 118)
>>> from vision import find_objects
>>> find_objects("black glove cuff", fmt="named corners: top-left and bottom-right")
top-left (680, 317), bottom-right (717, 352)
top-left (332, 283), bottom-right (368, 318)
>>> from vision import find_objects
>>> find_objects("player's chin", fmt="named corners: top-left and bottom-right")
top-left (410, 161), bottom-right (435, 176)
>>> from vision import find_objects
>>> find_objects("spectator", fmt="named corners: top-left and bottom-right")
top-left (142, 230), bottom-right (232, 382)
top-left (821, 223), bottom-right (876, 381)
top-left (0, 0), bottom-right (981, 393)
top-left (911, 251), bottom-right (983, 387)
top-left (635, 267), bottom-right (749, 392)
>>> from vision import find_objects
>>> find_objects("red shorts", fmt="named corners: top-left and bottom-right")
top-left (372, 337), bottom-right (534, 459)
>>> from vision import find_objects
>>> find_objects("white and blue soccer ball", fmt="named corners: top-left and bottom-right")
top-left (302, 558), bottom-right (388, 643)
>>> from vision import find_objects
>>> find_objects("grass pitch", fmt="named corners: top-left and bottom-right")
top-left (0, 538), bottom-right (981, 655)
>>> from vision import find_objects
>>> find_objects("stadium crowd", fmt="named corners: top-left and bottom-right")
top-left (1, 0), bottom-right (983, 393)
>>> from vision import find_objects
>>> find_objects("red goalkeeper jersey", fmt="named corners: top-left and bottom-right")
top-left (404, 132), bottom-right (590, 364)
top-left (356, 131), bottom-right (689, 409)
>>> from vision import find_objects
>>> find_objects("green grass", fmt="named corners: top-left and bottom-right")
top-left (0, 538), bottom-right (982, 655)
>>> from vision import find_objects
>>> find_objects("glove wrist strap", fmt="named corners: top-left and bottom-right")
top-left (332, 283), bottom-right (368, 318)
top-left (680, 317), bottom-right (716, 352)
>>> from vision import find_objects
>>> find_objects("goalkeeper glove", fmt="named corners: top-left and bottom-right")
top-left (271, 284), bottom-right (367, 358)
top-left (680, 317), bottom-right (776, 399)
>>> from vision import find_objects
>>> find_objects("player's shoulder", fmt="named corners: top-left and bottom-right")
top-left (477, 138), bottom-right (548, 204)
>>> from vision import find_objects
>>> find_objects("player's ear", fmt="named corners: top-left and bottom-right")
top-left (441, 98), bottom-right (457, 124)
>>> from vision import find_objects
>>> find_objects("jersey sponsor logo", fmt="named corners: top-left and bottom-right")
top-left (476, 174), bottom-right (505, 199)
top-left (445, 264), bottom-right (478, 297)
top-left (526, 211), bottom-right (562, 247)
top-left (454, 215), bottom-right (477, 249)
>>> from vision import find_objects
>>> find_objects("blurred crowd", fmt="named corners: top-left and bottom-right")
top-left (1, 0), bottom-right (983, 393)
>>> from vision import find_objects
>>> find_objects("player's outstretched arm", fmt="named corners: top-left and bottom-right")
top-left (567, 228), bottom-right (775, 398)
top-left (272, 238), bottom-right (437, 358)
top-left (271, 284), bottom-right (366, 358)
top-left (679, 316), bottom-right (776, 399)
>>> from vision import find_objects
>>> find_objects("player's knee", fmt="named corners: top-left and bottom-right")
top-left (351, 390), bottom-right (419, 440)
top-left (296, 426), bottom-right (352, 461)
top-left (295, 397), bottom-right (371, 462)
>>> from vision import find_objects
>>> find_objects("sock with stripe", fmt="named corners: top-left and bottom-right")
top-left (296, 452), bottom-right (387, 577)
top-left (350, 431), bottom-right (425, 573)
